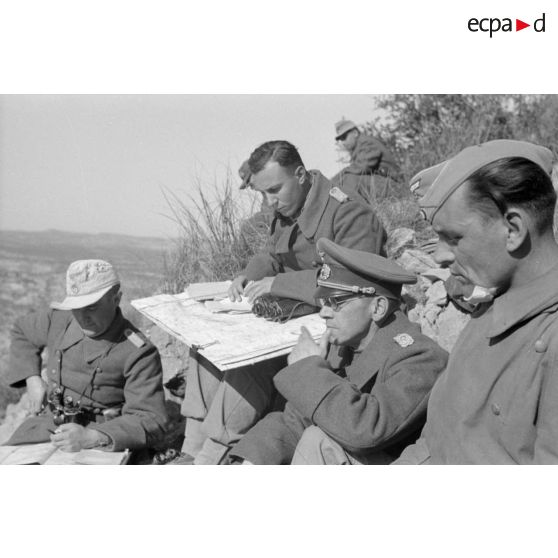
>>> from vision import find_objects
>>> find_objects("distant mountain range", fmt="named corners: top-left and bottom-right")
top-left (0, 228), bottom-right (171, 257)
top-left (0, 228), bottom-right (174, 274)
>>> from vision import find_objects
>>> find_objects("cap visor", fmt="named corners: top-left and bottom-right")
top-left (50, 285), bottom-right (113, 310)
top-left (313, 286), bottom-right (351, 299)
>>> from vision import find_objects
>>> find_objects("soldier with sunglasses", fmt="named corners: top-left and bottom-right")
top-left (229, 238), bottom-right (447, 464)
top-left (330, 118), bottom-right (401, 204)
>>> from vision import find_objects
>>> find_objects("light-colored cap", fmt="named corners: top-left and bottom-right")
top-left (51, 259), bottom-right (120, 310)
top-left (335, 119), bottom-right (357, 140)
top-left (419, 139), bottom-right (554, 222)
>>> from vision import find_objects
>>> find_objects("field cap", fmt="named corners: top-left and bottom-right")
top-left (51, 260), bottom-right (120, 310)
top-left (420, 139), bottom-right (554, 222)
top-left (238, 160), bottom-right (252, 190)
top-left (335, 119), bottom-right (357, 140)
top-left (314, 238), bottom-right (417, 301)
top-left (409, 162), bottom-right (447, 199)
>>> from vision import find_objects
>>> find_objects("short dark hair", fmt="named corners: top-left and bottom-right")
top-left (248, 140), bottom-right (304, 174)
top-left (465, 157), bottom-right (556, 234)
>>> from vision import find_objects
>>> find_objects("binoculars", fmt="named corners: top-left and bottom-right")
top-left (48, 388), bottom-right (89, 426)
top-left (252, 294), bottom-right (319, 323)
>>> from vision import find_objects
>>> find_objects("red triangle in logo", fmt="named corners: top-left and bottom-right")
top-left (516, 19), bottom-right (530, 31)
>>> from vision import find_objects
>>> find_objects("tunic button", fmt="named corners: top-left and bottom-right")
top-left (491, 403), bottom-right (501, 416)
top-left (51, 369), bottom-right (56, 375)
top-left (311, 260), bottom-right (319, 268)
top-left (535, 339), bottom-right (547, 353)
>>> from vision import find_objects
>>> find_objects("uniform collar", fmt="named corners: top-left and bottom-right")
top-left (488, 262), bottom-right (558, 338)
top-left (296, 170), bottom-right (330, 239)
top-left (58, 309), bottom-right (127, 362)
top-left (58, 317), bottom-right (85, 351)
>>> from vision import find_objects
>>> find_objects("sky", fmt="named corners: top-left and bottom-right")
top-left (0, 94), bottom-right (380, 238)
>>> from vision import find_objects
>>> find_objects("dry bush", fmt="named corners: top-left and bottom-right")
top-left (160, 174), bottom-right (269, 293)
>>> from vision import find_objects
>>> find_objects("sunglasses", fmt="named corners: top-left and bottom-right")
top-left (317, 294), bottom-right (363, 311)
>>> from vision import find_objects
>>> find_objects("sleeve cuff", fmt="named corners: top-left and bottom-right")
top-left (274, 356), bottom-right (342, 419)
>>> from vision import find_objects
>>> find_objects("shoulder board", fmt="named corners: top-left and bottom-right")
top-left (124, 328), bottom-right (146, 348)
top-left (329, 187), bottom-right (349, 204)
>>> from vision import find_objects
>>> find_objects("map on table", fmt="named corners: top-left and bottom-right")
top-left (131, 287), bottom-right (325, 371)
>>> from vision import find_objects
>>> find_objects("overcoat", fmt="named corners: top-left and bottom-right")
top-left (242, 170), bottom-right (386, 305)
top-left (231, 310), bottom-right (448, 464)
top-left (397, 263), bottom-right (558, 464)
top-left (7, 308), bottom-right (168, 451)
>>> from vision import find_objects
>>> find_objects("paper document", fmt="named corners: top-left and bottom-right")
top-left (0, 443), bottom-right (130, 465)
top-left (185, 281), bottom-right (232, 301)
top-left (204, 296), bottom-right (252, 314)
top-left (132, 292), bottom-right (325, 371)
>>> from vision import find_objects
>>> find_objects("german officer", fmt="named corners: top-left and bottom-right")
top-left (229, 140), bottom-right (387, 304)
top-left (6, 260), bottom-right (168, 453)
top-left (182, 140), bottom-right (387, 464)
top-left (229, 238), bottom-right (448, 464)
top-left (396, 139), bottom-right (558, 464)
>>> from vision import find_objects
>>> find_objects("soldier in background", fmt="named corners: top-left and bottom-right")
top-left (331, 118), bottom-right (400, 204)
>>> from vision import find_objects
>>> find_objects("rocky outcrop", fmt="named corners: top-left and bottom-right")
top-left (0, 393), bottom-right (31, 445)
top-left (388, 228), bottom-right (471, 353)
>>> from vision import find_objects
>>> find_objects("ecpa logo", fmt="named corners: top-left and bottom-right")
top-left (468, 13), bottom-right (546, 37)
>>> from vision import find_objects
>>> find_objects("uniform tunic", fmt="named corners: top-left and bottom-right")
top-left (330, 134), bottom-right (401, 204)
top-left (242, 170), bottom-right (386, 305)
top-left (7, 308), bottom-right (168, 451)
top-left (397, 263), bottom-right (558, 464)
top-left (231, 310), bottom-right (448, 464)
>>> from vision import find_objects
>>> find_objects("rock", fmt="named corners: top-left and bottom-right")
top-left (422, 268), bottom-right (451, 282)
top-left (386, 228), bottom-right (417, 258)
top-left (408, 301), bottom-right (470, 352)
top-left (396, 249), bottom-right (437, 274)
top-left (0, 393), bottom-right (32, 445)
top-left (148, 326), bottom-right (189, 384)
top-left (425, 280), bottom-right (448, 307)
top-left (435, 303), bottom-right (471, 352)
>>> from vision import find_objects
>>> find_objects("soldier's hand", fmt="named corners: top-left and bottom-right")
top-left (288, 326), bottom-right (327, 365)
top-left (244, 277), bottom-right (274, 303)
top-left (229, 275), bottom-right (248, 302)
top-left (50, 424), bottom-right (106, 452)
top-left (26, 375), bottom-right (47, 415)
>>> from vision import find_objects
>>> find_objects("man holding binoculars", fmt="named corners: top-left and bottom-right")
top-left (5, 259), bottom-right (168, 453)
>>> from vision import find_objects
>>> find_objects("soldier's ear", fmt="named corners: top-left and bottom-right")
top-left (369, 296), bottom-right (389, 323)
top-left (114, 290), bottom-right (122, 306)
top-left (503, 207), bottom-right (530, 254)
top-left (294, 165), bottom-right (306, 185)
